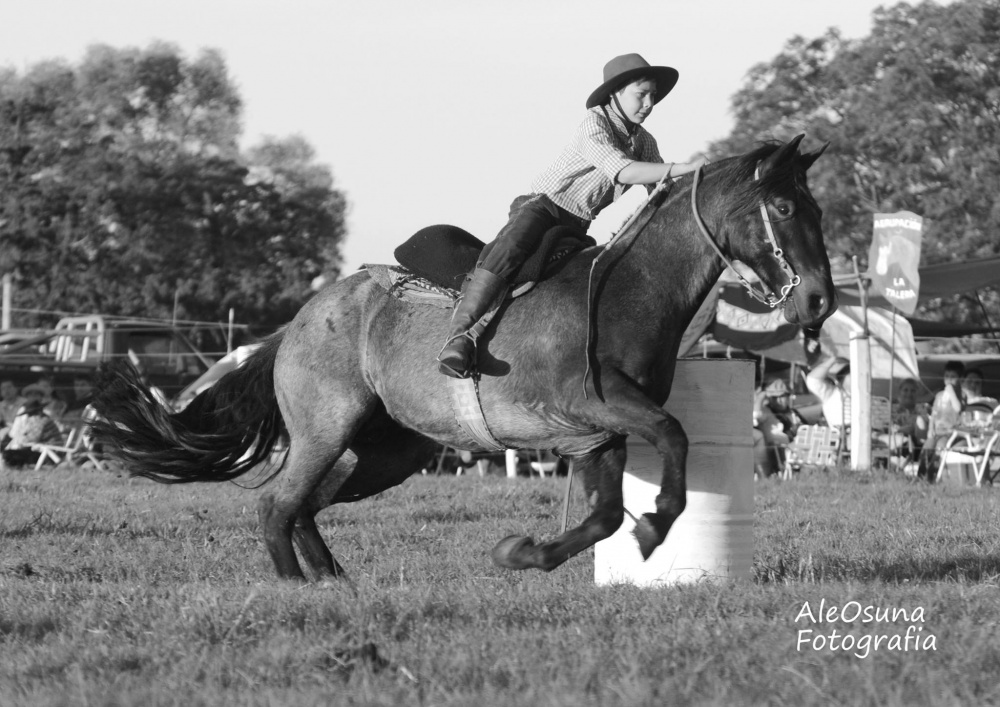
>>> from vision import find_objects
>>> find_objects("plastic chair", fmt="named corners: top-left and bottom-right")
top-left (935, 403), bottom-right (1000, 486)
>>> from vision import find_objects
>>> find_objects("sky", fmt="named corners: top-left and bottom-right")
top-left (0, 0), bottom-right (898, 275)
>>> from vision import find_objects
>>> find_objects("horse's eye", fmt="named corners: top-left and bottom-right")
top-left (775, 201), bottom-right (794, 218)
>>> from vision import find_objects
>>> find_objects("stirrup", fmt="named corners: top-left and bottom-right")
top-left (437, 332), bottom-right (477, 378)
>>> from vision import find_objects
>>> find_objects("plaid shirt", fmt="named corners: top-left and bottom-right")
top-left (531, 106), bottom-right (663, 221)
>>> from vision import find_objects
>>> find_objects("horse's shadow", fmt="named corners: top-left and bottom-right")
top-left (756, 552), bottom-right (1000, 583)
top-left (867, 555), bottom-right (1000, 583)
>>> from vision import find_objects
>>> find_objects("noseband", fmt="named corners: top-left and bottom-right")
top-left (690, 163), bottom-right (801, 309)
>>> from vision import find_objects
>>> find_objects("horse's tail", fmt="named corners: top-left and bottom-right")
top-left (88, 331), bottom-right (286, 485)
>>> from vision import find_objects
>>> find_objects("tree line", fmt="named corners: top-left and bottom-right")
top-left (710, 0), bottom-right (1000, 328)
top-left (0, 42), bottom-right (346, 332)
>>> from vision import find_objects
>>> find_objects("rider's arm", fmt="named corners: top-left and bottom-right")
top-left (617, 157), bottom-right (708, 185)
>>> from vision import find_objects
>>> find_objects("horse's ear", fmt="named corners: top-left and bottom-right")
top-left (761, 134), bottom-right (806, 171)
top-left (799, 142), bottom-right (830, 171)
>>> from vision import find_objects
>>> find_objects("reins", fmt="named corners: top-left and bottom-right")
top-left (582, 161), bottom-right (803, 398)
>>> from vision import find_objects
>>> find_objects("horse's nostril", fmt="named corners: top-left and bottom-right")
top-left (809, 293), bottom-right (827, 315)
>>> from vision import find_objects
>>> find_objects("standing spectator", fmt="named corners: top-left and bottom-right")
top-left (0, 380), bottom-right (26, 442)
top-left (806, 355), bottom-right (851, 429)
top-left (918, 360), bottom-right (966, 481)
top-left (881, 377), bottom-right (928, 470)
top-left (927, 361), bottom-right (966, 439)
top-left (1, 385), bottom-right (63, 468)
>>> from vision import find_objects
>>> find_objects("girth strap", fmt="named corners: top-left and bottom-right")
top-left (448, 377), bottom-right (506, 452)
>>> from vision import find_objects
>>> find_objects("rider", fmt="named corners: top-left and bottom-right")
top-left (437, 53), bottom-right (708, 378)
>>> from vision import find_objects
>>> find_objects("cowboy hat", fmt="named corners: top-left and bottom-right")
top-left (586, 53), bottom-right (679, 109)
top-left (22, 383), bottom-right (45, 397)
top-left (829, 358), bottom-right (850, 377)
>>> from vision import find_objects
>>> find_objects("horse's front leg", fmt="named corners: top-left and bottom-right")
top-left (492, 440), bottom-right (626, 571)
top-left (583, 371), bottom-right (689, 560)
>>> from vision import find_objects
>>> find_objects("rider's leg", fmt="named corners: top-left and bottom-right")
top-left (437, 267), bottom-right (508, 378)
top-left (436, 195), bottom-right (558, 378)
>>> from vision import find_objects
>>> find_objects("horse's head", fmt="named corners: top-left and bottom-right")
top-left (721, 134), bottom-right (837, 329)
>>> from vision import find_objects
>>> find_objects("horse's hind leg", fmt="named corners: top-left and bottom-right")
top-left (492, 440), bottom-right (626, 571)
top-left (275, 425), bottom-right (438, 583)
top-left (289, 458), bottom-right (357, 581)
top-left (293, 514), bottom-right (347, 579)
top-left (258, 438), bottom-right (358, 581)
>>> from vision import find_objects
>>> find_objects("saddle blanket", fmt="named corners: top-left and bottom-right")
top-left (363, 264), bottom-right (457, 308)
top-left (363, 264), bottom-right (537, 307)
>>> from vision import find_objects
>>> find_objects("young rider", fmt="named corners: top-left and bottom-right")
top-left (437, 53), bottom-right (708, 378)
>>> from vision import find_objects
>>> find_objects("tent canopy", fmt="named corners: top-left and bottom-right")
top-left (837, 255), bottom-right (1000, 306)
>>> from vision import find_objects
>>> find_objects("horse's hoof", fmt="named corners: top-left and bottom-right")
top-left (632, 514), bottom-right (666, 560)
top-left (491, 535), bottom-right (536, 569)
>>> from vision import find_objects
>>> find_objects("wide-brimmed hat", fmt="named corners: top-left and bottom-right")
top-left (829, 358), bottom-right (851, 377)
top-left (763, 377), bottom-right (789, 396)
top-left (22, 383), bottom-right (45, 397)
top-left (586, 53), bottom-right (679, 109)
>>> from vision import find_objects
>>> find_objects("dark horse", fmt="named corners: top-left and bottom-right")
top-left (89, 135), bottom-right (836, 582)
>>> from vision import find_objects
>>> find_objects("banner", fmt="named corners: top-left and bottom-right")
top-left (711, 283), bottom-right (800, 351)
top-left (868, 211), bottom-right (923, 315)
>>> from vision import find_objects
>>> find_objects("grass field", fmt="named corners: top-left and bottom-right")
top-left (2, 462), bottom-right (1000, 706)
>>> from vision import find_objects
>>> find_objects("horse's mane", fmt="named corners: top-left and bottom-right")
top-left (664, 142), bottom-right (818, 221)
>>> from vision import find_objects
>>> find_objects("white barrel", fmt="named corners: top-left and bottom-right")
top-left (594, 359), bottom-right (755, 586)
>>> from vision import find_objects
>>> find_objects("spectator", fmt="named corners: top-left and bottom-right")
top-left (1, 385), bottom-right (63, 468)
top-left (881, 377), bottom-right (928, 470)
top-left (0, 380), bottom-right (26, 442)
top-left (928, 361), bottom-right (966, 439)
top-left (918, 360), bottom-right (966, 481)
top-left (60, 375), bottom-right (96, 426)
top-left (806, 355), bottom-right (851, 429)
top-left (34, 376), bottom-right (68, 421)
top-left (960, 368), bottom-right (998, 414)
top-left (753, 374), bottom-right (797, 478)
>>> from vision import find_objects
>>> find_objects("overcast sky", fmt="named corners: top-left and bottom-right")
top-left (1, 0), bottom-right (900, 274)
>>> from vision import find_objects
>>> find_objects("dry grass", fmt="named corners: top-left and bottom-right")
top-left (1, 463), bottom-right (1000, 706)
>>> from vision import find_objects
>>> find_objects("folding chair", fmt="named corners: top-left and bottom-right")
top-left (31, 424), bottom-right (108, 472)
top-left (31, 426), bottom-right (83, 470)
top-left (783, 424), bottom-right (842, 479)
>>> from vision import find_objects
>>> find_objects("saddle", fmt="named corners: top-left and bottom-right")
top-left (364, 223), bottom-right (595, 306)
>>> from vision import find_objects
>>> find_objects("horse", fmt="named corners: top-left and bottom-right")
top-left (89, 134), bottom-right (836, 582)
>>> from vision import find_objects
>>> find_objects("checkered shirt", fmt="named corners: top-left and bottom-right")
top-left (530, 106), bottom-right (663, 222)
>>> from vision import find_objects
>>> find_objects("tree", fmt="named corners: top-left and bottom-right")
top-left (0, 43), bottom-right (346, 331)
top-left (711, 0), bottom-right (1000, 327)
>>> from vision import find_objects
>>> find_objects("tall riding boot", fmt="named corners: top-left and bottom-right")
top-left (437, 268), bottom-right (508, 378)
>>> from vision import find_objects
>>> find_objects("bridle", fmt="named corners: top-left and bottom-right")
top-left (690, 162), bottom-right (801, 309)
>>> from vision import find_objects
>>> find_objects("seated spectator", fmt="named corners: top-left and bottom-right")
top-left (753, 374), bottom-right (797, 478)
top-left (60, 375), bottom-right (97, 426)
top-left (34, 376), bottom-right (68, 422)
top-left (0, 379), bottom-right (26, 443)
top-left (960, 368), bottom-right (998, 420)
top-left (1, 385), bottom-right (63, 468)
